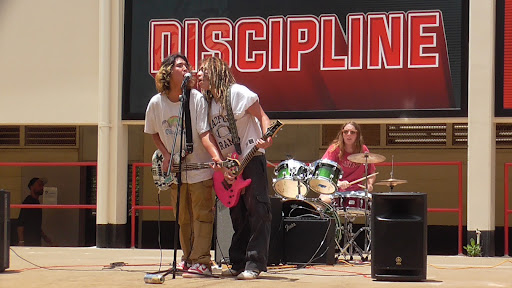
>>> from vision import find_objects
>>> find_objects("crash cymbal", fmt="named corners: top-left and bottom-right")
top-left (347, 152), bottom-right (386, 164)
top-left (375, 178), bottom-right (408, 187)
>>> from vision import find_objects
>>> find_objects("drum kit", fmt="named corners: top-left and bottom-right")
top-left (272, 153), bottom-right (408, 262)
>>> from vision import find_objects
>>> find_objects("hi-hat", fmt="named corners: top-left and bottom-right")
top-left (375, 178), bottom-right (408, 187)
top-left (347, 152), bottom-right (386, 164)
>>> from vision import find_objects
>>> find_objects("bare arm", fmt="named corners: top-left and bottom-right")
top-left (41, 230), bottom-right (52, 245)
top-left (246, 100), bottom-right (272, 149)
top-left (200, 130), bottom-right (223, 163)
top-left (17, 226), bottom-right (24, 246)
top-left (151, 133), bottom-right (172, 173)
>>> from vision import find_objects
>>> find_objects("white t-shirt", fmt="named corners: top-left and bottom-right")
top-left (144, 89), bottom-right (213, 183)
top-left (209, 84), bottom-right (264, 159)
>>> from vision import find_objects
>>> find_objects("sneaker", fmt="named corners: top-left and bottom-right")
top-left (182, 263), bottom-right (212, 278)
top-left (176, 261), bottom-right (190, 271)
top-left (236, 270), bottom-right (260, 280)
top-left (221, 268), bottom-right (242, 277)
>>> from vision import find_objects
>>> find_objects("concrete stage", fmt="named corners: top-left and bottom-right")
top-left (1, 247), bottom-right (512, 288)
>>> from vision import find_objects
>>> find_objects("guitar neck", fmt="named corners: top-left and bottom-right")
top-left (171, 162), bottom-right (213, 171)
top-left (236, 134), bottom-right (269, 176)
top-left (172, 160), bottom-right (235, 172)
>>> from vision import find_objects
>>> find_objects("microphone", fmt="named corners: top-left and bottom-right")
top-left (181, 73), bottom-right (192, 90)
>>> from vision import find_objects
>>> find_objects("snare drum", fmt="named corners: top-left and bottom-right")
top-left (308, 159), bottom-right (343, 195)
top-left (282, 199), bottom-right (343, 244)
top-left (273, 160), bottom-right (309, 198)
top-left (338, 191), bottom-right (372, 216)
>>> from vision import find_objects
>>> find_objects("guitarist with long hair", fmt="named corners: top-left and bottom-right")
top-left (197, 57), bottom-right (273, 280)
top-left (144, 54), bottom-right (222, 277)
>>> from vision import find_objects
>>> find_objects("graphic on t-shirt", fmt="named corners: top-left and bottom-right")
top-left (342, 158), bottom-right (360, 169)
top-left (162, 116), bottom-right (183, 136)
top-left (210, 114), bottom-right (234, 151)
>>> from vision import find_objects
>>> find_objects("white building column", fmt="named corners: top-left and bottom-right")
top-left (467, 0), bottom-right (496, 256)
top-left (97, 0), bottom-right (128, 248)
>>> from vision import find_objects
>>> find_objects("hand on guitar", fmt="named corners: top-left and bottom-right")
top-left (162, 152), bottom-right (172, 176)
top-left (221, 167), bottom-right (236, 184)
top-left (209, 156), bottom-right (225, 171)
top-left (255, 136), bottom-right (273, 149)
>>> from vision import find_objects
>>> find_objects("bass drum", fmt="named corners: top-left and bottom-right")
top-left (282, 199), bottom-right (343, 245)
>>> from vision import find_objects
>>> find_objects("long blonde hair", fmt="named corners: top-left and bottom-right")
top-left (330, 121), bottom-right (365, 159)
top-left (198, 57), bottom-right (236, 111)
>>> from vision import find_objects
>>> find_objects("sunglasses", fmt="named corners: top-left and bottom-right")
top-left (342, 130), bottom-right (357, 135)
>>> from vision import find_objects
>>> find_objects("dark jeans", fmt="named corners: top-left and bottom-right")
top-left (229, 155), bottom-right (272, 272)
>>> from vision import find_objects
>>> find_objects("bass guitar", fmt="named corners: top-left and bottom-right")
top-left (214, 120), bottom-right (283, 208)
top-left (151, 150), bottom-right (238, 190)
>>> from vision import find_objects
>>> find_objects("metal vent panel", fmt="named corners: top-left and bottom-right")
top-left (387, 124), bottom-right (446, 146)
top-left (0, 126), bottom-right (21, 146)
top-left (452, 123), bottom-right (467, 146)
top-left (497, 124), bottom-right (512, 145)
top-left (25, 126), bottom-right (77, 146)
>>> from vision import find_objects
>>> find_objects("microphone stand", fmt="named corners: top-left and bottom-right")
top-left (170, 86), bottom-right (188, 279)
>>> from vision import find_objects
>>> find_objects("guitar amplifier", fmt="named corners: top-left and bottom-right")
top-left (283, 217), bottom-right (336, 265)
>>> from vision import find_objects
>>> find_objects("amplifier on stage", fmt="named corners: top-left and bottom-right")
top-left (283, 217), bottom-right (336, 265)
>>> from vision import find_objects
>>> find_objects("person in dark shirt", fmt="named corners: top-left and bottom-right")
top-left (17, 177), bottom-right (53, 246)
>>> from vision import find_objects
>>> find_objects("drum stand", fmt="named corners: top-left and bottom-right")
top-left (340, 214), bottom-right (371, 261)
top-left (294, 175), bottom-right (305, 200)
top-left (340, 154), bottom-right (372, 262)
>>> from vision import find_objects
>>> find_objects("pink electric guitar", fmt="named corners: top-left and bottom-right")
top-left (214, 120), bottom-right (283, 208)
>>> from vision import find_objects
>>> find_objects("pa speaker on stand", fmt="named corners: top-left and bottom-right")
top-left (371, 192), bottom-right (427, 281)
top-left (0, 190), bottom-right (10, 272)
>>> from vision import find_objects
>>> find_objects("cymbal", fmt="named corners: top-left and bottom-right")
top-left (347, 152), bottom-right (386, 164)
top-left (375, 178), bottom-right (408, 187)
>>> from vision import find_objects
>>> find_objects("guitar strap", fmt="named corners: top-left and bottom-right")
top-left (224, 86), bottom-right (243, 155)
top-left (183, 88), bottom-right (193, 154)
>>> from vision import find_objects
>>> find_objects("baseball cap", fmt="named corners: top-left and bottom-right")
top-left (28, 177), bottom-right (48, 189)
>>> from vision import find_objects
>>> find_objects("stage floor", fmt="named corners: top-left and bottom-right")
top-left (2, 247), bottom-right (512, 288)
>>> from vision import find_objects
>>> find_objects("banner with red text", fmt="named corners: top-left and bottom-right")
top-left (123, 0), bottom-right (468, 120)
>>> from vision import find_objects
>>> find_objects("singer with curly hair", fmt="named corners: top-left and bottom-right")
top-left (144, 53), bottom-right (222, 277)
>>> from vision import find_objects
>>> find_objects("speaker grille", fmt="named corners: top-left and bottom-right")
top-left (371, 192), bottom-right (427, 281)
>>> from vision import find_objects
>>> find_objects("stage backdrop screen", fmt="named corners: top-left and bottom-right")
top-left (123, 0), bottom-right (468, 120)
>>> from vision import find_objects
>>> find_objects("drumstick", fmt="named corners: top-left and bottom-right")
top-left (357, 184), bottom-right (366, 189)
top-left (266, 160), bottom-right (277, 168)
top-left (347, 172), bottom-right (379, 186)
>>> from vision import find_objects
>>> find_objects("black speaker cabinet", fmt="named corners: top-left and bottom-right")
top-left (214, 197), bottom-right (283, 265)
top-left (0, 190), bottom-right (10, 272)
top-left (371, 192), bottom-right (427, 281)
top-left (267, 197), bottom-right (283, 266)
top-left (283, 217), bottom-right (336, 265)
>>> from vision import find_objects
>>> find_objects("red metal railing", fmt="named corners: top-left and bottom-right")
top-left (375, 161), bottom-right (464, 255)
top-left (2, 161), bottom-right (97, 211)
top-left (2, 160), bottom-right (463, 252)
top-left (131, 161), bottom-right (464, 253)
top-left (130, 163), bottom-right (173, 248)
top-left (505, 163), bottom-right (512, 256)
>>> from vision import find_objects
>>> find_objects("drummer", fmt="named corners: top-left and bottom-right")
top-left (319, 121), bottom-right (376, 203)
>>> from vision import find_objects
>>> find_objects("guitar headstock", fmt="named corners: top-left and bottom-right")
top-left (263, 120), bottom-right (283, 140)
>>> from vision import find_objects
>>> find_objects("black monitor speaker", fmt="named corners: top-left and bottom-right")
top-left (371, 192), bottom-right (427, 281)
top-left (0, 190), bottom-right (10, 272)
